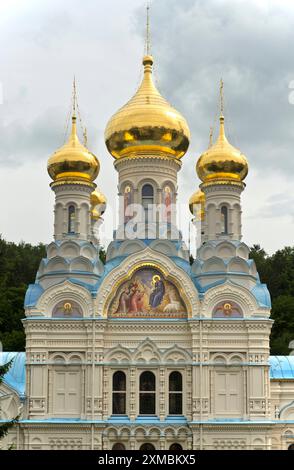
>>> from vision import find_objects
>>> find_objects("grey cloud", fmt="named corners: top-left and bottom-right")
top-left (0, 108), bottom-right (66, 167)
top-left (131, 0), bottom-right (294, 185)
top-left (247, 193), bottom-right (294, 220)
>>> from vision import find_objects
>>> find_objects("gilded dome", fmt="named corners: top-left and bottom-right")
top-left (104, 55), bottom-right (190, 159)
top-left (189, 189), bottom-right (205, 220)
top-left (91, 189), bottom-right (107, 220)
top-left (48, 116), bottom-right (99, 183)
top-left (196, 115), bottom-right (248, 183)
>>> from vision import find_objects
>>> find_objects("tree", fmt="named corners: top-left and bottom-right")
top-left (0, 359), bottom-right (18, 444)
top-left (99, 247), bottom-right (106, 264)
top-left (250, 245), bottom-right (294, 355)
top-left (0, 237), bottom-right (46, 351)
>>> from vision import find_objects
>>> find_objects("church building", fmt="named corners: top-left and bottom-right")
top-left (1, 19), bottom-right (294, 450)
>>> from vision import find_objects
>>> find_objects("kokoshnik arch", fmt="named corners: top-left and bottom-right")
top-left (1, 9), bottom-right (294, 451)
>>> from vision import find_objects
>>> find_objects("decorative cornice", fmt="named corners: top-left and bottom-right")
top-left (51, 180), bottom-right (95, 192)
top-left (201, 180), bottom-right (245, 192)
top-left (32, 281), bottom-right (93, 318)
top-left (114, 155), bottom-right (182, 171)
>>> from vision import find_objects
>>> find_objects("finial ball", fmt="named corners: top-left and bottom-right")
top-left (143, 55), bottom-right (154, 66)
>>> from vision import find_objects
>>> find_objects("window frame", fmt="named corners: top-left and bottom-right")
top-left (112, 370), bottom-right (127, 416)
top-left (141, 184), bottom-right (155, 223)
top-left (139, 370), bottom-right (157, 416)
top-left (220, 205), bottom-right (229, 235)
top-left (68, 205), bottom-right (76, 234)
top-left (168, 371), bottom-right (183, 415)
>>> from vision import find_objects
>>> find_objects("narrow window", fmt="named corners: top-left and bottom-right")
top-left (140, 443), bottom-right (155, 451)
top-left (139, 371), bottom-right (156, 415)
top-left (68, 205), bottom-right (76, 234)
top-left (169, 371), bottom-right (183, 415)
top-left (221, 206), bottom-right (228, 234)
top-left (112, 443), bottom-right (126, 450)
top-left (112, 371), bottom-right (126, 415)
top-left (142, 184), bottom-right (154, 223)
top-left (169, 443), bottom-right (183, 451)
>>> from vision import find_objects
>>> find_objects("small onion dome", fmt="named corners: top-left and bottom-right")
top-left (91, 189), bottom-right (107, 220)
top-left (48, 116), bottom-right (99, 183)
top-left (189, 189), bottom-right (205, 220)
top-left (196, 115), bottom-right (248, 183)
top-left (104, 55), bottom-right (190, 159)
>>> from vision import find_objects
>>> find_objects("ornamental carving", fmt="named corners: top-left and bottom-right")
top-left (201, 281), bottom-right (259, 317)
top-left (95, 248), bottom-right (200, 317)
top-left (36, 281), bottom-right (93, 317)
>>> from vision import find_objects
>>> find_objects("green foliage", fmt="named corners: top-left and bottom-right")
top-left (0, 359), bottom-right (18, 442)
top-left (0, 417), bottom-right (18, 442)
top-left (0, 359), bottom-right (13, 385)
top-left (249, 245), bottom-right (294, 355)
top-left (99, 247), bottom-right (106, 264)
top-left (0, 236), bottom-right (106, 352)
top-left (0, 236), bottom-right (46, 351)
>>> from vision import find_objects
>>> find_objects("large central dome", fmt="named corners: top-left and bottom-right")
top-left (104, 55), bottom-right (190, 159)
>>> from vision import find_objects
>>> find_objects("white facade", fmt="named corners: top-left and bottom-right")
top-left (1, 40), bottom-right (294, 453)
top-left (1, 204), bottom-right (294, 449)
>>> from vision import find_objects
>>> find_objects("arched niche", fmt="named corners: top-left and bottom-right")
top-left (108, 266), bottom-right (187, 318)
top-left (212, 300), bottom-right (243, 318)
top-left (52, 300), bottom-right (83, 318)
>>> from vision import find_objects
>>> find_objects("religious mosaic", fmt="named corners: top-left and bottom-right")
top-left (212, 301), bottom-right (243, 318)
top-left (52, 300), bottom-right (83, 318)
top-left (109, 268), bottom-right (187, 318)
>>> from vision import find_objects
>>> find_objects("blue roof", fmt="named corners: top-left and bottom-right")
top-left (24, 283), bottom-right (44, 308)
top-left (251, 282), bottom-right (271, 308)
top-left (269, 356), bottom-right (294, 379)
top-left (0, 352), bottom-right (26, 397)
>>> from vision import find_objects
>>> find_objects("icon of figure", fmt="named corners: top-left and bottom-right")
top-left (130, 288), bottom-right (145, 313)
top-left (117, 286), bottom-right (131, 313)
top-left (163, 186), bottom-right (172, 223)
top-left (63, 302), bottom-right (72, 314)
top-left (149, 275), bottom-right (165, 309)
top-left (223, 303), bottom-right (233, 316)
top-left (124, 185), bottom-right (133, 223)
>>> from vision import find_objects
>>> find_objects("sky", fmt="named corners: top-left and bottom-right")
top-left (0, 0), bottom-right (294, 254)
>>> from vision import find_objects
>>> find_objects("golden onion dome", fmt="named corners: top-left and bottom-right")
top-left (196, 115), bottom-right (248, 183)
top-left (48, 116), bottom-right (99, 183)
top-left (104, 55), bottom-right (190, 159)
top-left (91, 189), bottom-right (107, 220)
top-left (189, 189), bottom-right (205, 220)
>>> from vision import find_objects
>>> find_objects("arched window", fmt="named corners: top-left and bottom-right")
top-left (288, 444), bottom-right (294, 450)
top-left (169, 443), bottom-right (183, 451)
top-left (112, 371), bottom-right (126, 415)
top-left (169, 371), bottom-right (183, 415)
top-left (139, 371), bottom-right (156, 415)
top-left (68, 205), bottom-right (76, 234)
top-left (112, 443), bottom-right (126, 450)
top-left (221, 206), bottom-right (228, 234)
top-left (140, 443), bottom-right (155, 451)
top-left (142, 184), bottom-right (154, 222)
